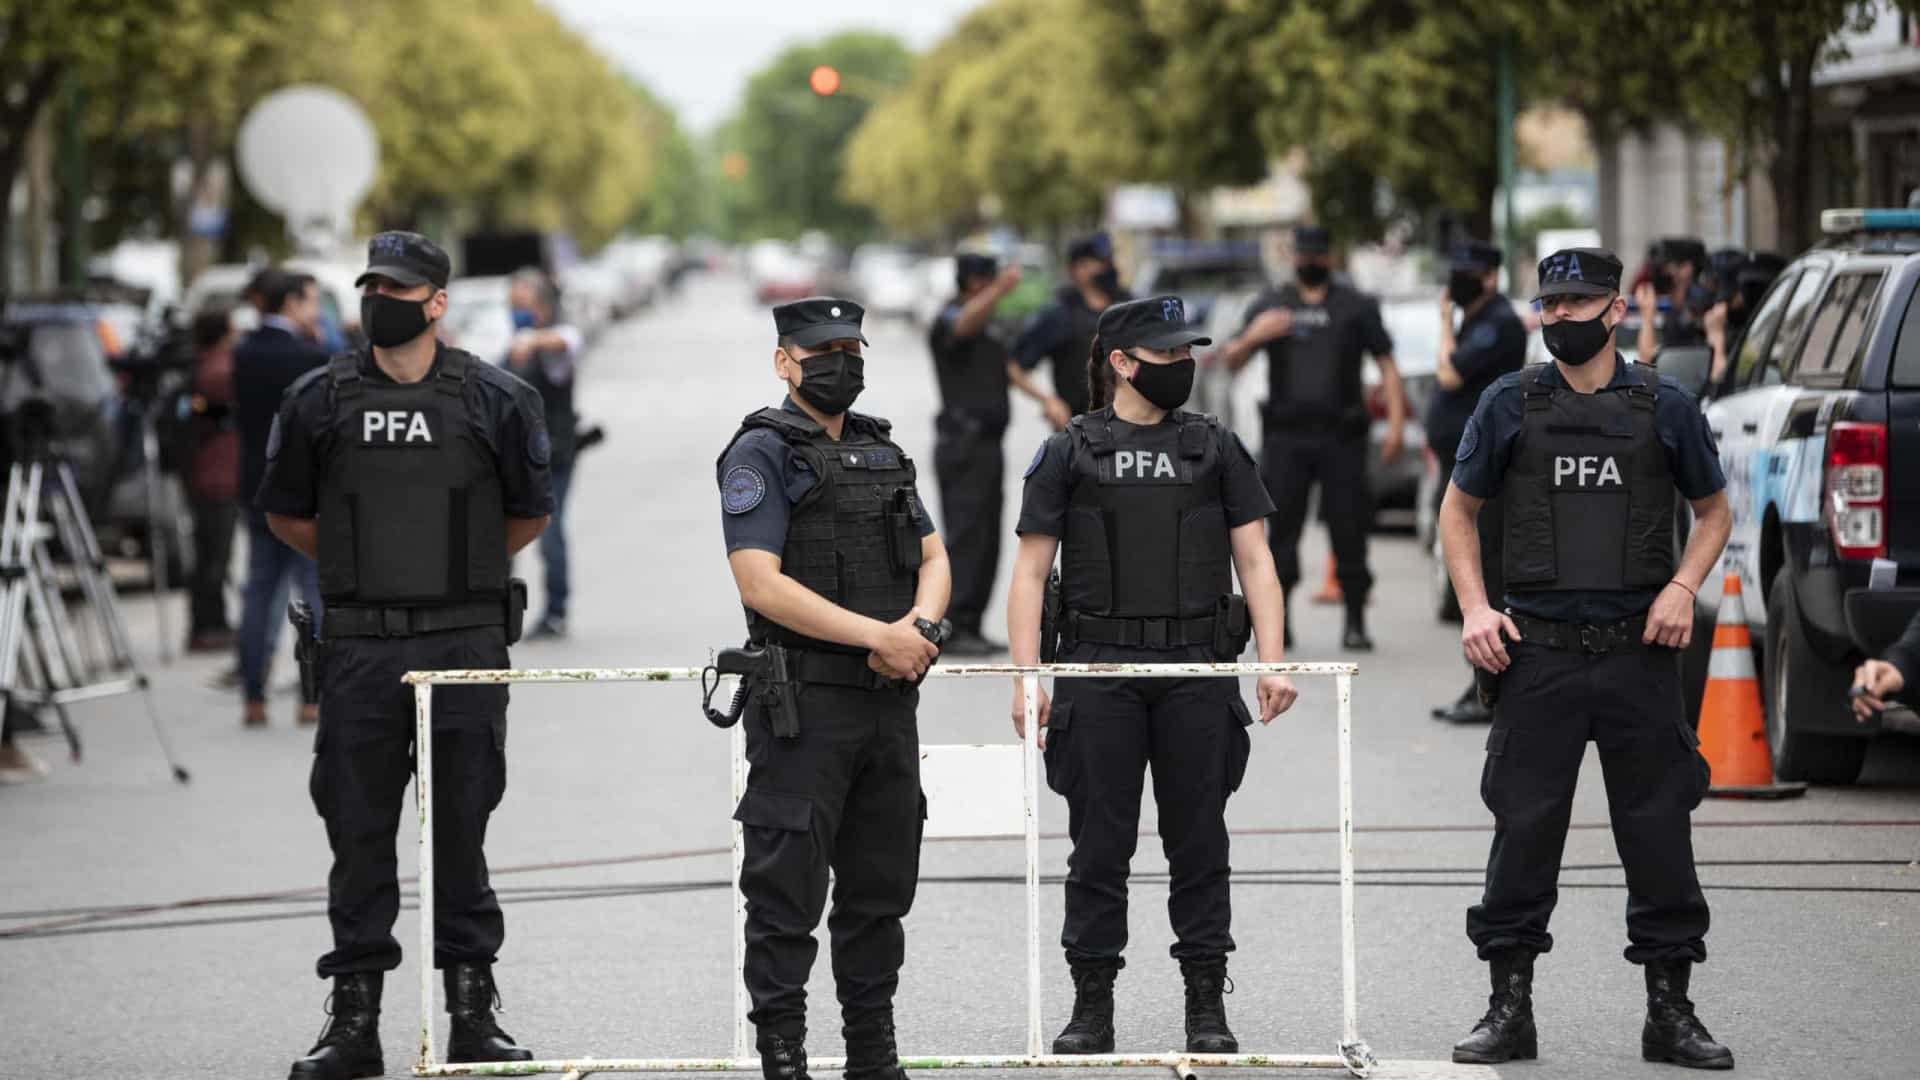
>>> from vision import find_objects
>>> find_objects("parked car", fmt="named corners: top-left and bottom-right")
top-left (1133, 242), bottom-right (1268, 330)
top-left (1365, 297), bottom-right (1438, 531)
top-left (849, 245), bottom-right (925, 323)
top-left (1691, 208), bottom-right (1920, 784)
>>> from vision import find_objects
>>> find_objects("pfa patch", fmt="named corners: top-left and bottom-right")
top-left (265, 415), bottom-right (283, 461)
top-left (723, 465), bottom-right (767, 514)
top-left (1456, 415), bottom-right (1481, 462)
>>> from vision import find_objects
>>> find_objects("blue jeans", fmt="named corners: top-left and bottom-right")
top-left (238, 512), bottom-right (321, 703)
top-left (539, 462), bottom-right (573, 620)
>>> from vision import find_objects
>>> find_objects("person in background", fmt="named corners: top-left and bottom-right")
top-left (505, 267), bottom-right (583, 640)
top-left (233, 270), bottom-right (326, 728)
top-left (186, 309), bottom-right (241, 653)
top-left (1013, 233), bottom-right (1127, 422)
top-left (1634, 237), bottom-right (1709, 362)
top-left (1852, 609), bottom-right (1920, 721)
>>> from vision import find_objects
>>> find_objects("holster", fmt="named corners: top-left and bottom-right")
top-left (700, 644), bottom-right (802, 738)
top-left (884, 488), bottom-right (925, 575)
top-left (1475, 665), bottom-right (1500, 708)
top-left (504, 578), bottom-right (528, 645)
top-left (1039, 568), bottom-right (1062, 664)
top-left (1212, 594), bottom-right (1252, 660)
top-left (288, 602), bottom-right (321, 705)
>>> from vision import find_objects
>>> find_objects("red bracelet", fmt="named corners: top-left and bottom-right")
top-left (1668, 579), bottom-right (1696, 598)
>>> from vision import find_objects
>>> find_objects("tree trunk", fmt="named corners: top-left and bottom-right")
top-left (1775, 48), bottom-right (1818, 254)
top-left (0, 63), bottom-right (67, 293)
top-left (176, 112), bottom-right (219, 289)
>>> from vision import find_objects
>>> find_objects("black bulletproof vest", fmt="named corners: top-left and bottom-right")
top-left (1504, 365), bottom-right (1675, 594)
top-left (1264, 284), bottom-right (1367, 424)
top-left (521, 346), bottom-right (576, 465)
top-left (929, 295), bottom-right (1010, 425)
top-left (719, 407), bottom-right (923, 654)
top-left (1059, 409), bottom-right (1232, 619)
top-left (316, 352), bottom-right (508, 606)
top-left (1056, 290), bottom-right (1100, 417)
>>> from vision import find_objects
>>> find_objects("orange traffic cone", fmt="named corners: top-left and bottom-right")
top-left (1311, 554), bottom-right (1342, 605)
top-left (1697, 573), bottom-right (1806, 799)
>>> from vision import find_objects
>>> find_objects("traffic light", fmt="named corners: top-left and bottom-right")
top-left (809, 65), bottom-right (841, 96)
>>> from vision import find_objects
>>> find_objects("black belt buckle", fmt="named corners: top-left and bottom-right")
top-left (382, 609), bottom-right (410, 638)
top-left (1141, 618), bottom-right (1170, 650)
top-left (1577, 623), bottom-right (1608, 655)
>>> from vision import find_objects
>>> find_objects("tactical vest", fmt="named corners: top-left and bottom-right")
top-left (315, 351), bottom-right (508, 606)
top-left (520, 345), bottom-right (577, 465)
top-left (1056, 289), bottom-right (1102, 417)
top-left (1060, 409), bottom-right (1232, 619)
top-left (719, 407), bottom-right (923, 654)
top-left (1504, 365), bottom-right (1675, 594)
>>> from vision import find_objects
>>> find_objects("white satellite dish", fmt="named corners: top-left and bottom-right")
top-left (235, 85), bottom-right (378, 249)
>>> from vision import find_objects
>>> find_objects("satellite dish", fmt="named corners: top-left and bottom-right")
top-left (235, 85), bottom-right (378, 247)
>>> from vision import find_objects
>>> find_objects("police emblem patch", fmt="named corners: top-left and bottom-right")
top-left (1465, 323), bottom-right (1497, 350)
top-left (1023, 442), bottom-right (1046, 478)
top-left (723, 465), bottom-right (767, 514)
top-left (1456, 415), bottom-right (1481, 462)
top-left (265, 415), bottom-right (283, 461)
top-left (528, 425), bottom-right (552, 466)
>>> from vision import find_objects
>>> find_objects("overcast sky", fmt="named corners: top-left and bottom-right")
top-left (543, 0), bottom-right (981, 132)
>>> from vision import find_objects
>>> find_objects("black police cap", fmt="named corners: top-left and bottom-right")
top-left (1534, 247), bottom-right (1623, 301)
top-left (1294, 226), bottom-right (1333, 255)
top-left (1650, 236), bottom-right (1708, 267)
top-left (1065, 232), bottom-right (1112, 264)
top-left (1450, 241), bottom-right (1503, 271)
top-left (773, 296), bottom-right (868, 348)
top-left (955, 253), bottom-right (999, 283)
top-left (1096, 294), bottom-right (1212, 353)
top-left (355, 230), bottom-right (451, 290)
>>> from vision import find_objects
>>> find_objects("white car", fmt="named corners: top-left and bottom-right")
top-left (443, 276), bottom-right (515, 365)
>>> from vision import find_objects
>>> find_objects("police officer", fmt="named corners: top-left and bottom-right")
top-left (1006, 295), bottom-right (1297, 1056)
top-left (504, 267), bottom-right (583, 639)
top-left (1634, 236), bottom-right (1710, 361)
top-left (1219, 226), bottom-right (1406, 650)
top-left (1706, 252), bottom-right (1786, 387)
top-left (1012, 232), bottom-right (1127, 420)
top-left (1438, 247), bottom-right (1734, 1070)
top-left (716, 297), bottom-right (952, 1080)
top-left (261, 232), bottom-right (552, 1080)
top-left (929, 253), bottom-right (1022, 656)
top-left (1429, 242), bottom-right (1527, 725)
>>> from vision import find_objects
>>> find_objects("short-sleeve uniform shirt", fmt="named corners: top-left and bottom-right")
top-left (1016, 411), bottom-right (1276, 538)
top-left (1450, 358), bottom-right (1725, 622)
top-left (1237, 283), bottom-right (1394, 419)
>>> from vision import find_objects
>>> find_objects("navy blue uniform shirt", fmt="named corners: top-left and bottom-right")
top-left (720, 397), bottom-right (936, 556)
top-left (1428, 297), bottom-right (1527, 456)
top-left (1015, 411), bottom-right (1275, 538)
top-left (255, 343), bottom-right (555, 520)
top-left (1451, 357), bottom-right (1724, 622)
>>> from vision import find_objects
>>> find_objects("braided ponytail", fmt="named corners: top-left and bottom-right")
top-left (1086, 333), bottom-right (1117, 412)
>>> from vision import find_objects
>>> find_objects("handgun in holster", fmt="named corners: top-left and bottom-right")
top-left (1475, 666), bottom-right (1501, 709)
top-left (288, 601), bottom-right (321, 705)
top-left (1212, 593), bottom-right (1252, 660)
top-left (701, 644), bottom-right (802, 738)
top-left (1039, 568), bottom-right (1062, 664)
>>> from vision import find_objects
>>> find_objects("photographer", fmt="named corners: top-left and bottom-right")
top-left (1634, 237), bottom-right (1709, 362)
top-left (186, 310), bottom-right (241, 652)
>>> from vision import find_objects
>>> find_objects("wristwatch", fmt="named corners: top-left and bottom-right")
top-left (914, 617), bottom-right (953, 647)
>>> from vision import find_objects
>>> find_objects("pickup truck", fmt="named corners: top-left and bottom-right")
top-left (1689, 208), bottom-right (1920, 784)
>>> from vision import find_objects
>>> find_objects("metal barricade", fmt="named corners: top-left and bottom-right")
top-left (403, 661), bottom-right (1373, 1079)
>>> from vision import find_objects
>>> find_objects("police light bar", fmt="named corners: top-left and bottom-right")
top-left (1821, 208), bottom-right (1920, 234)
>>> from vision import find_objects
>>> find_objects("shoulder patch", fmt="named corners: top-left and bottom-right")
top-left (723, 464), bottom-right (768, 514)
top-left (1024, 442), bottom-right (1047, 479)
top-left (1465, 323), bottom-right (1497, 350)
top-left (1456, 415), bottom-right (1481, 462)
top-left (528, 424), bottom-right (552, 466)
top-left (265, 415), bottom-right (284, 461)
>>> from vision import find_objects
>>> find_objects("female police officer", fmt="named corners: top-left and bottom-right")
top-left (1004, 295), bottom-right (1296, 1056)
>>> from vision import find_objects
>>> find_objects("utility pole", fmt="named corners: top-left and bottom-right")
top-left (1496, 34), bottom-right (1517, 268)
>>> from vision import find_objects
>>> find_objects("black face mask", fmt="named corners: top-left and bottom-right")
top-left (1296, 262), bottom-right (1330, 287)
top-left (1541, 310), bottom-right (1614, 366)
top-left (361, 293), bottom-right (433, 348)
top-left (1652, 270), bottom-right (1676, 294)
top-left (1447, 271), bottom-right (1485, 307)
top-left (790, 349), bottom-right (865, 415)
top-left (1090, 267), bottom-right (1121, 296)
top-left (1125, 353), bottom-right (1195, 411)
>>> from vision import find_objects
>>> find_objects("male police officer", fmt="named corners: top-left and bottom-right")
top-left (505, 267), bottom-right (583, 639)
top-left (1430, 242), bottom-right (1527, 724)
top-left (1438, 247), bottom-right (1734, 1070)
top-left (262, 232), bottom-right (552, 1080)
top-left (1219, 225), bottom-right (1406, 650)
top-left (1013, 233), bottom-right (1127, 420)
top-left (929, 253), bottom-right (1023, 656)
top-left (717, 297), bottom-right (953, 1080)
top-left (1635, 236), bottom-right (1710, 360)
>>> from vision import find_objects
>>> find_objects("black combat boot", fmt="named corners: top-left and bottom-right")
top-left (443, 963), bottom-right (533, 1063)
top-left (1052, 962), bottom-right (1118, 1054)
top-left (289, 973), bottom-right (383, 1080)
top-left (1341, 602), bottom-right (1374, 652)
top-left (1452, 948), bottom-right (1538, 1064)
top-left (757, 1026), bottom-right (811, 1080)
top-left (844, 1012), bottom-right (908, 1080)
top-left (1642, 960), bottom-right (1734, 1070)
top-left (1433, 683), bottom-right (1493, 724)
top-left (1180, 958), bottom-right (1238, 1054)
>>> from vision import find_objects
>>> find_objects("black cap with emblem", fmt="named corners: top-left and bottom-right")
top-left (1450, 241), bottom-right (1503, 271)
top-left (955, 252), bottom-right (998, 286)
top-left (1065, 232), bottom-right (1112, 264)
top-left (772, 296), bottom-right (868, 347)
top-left (1534, 247), bottom-right (1623, 301)
top-left (354, 230), bottom-right (451, 290)
top-left (1294, 226), bottom-right (1333, 255)
top-left (1096, 294), bottom-right (1213, 352)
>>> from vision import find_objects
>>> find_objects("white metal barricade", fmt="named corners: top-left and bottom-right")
top-left (404, 661), bottom-right (1374, 1079)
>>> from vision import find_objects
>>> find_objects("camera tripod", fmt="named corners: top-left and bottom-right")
top-left (0, 425), bottom-right (189, 783)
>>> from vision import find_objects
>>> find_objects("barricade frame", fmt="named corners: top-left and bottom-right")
top-left (402, 661), bottom-right (1373, 1078)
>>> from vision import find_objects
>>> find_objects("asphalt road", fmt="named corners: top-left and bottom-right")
top-left (4, 273), bottom-right (1918, 1080)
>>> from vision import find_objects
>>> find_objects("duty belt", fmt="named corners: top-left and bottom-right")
top-left (788, 648), bottom-right (910, 692)
top-left (326, 601), bottom-right (504, 639)
top-left (1064, 611), bottom-right (1216, 650)
top-left (1508, 611), bottom-right (1650, 655)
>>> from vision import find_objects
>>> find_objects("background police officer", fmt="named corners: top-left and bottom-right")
top-left (1634, 236), bottom-right (1711, 360)
top-left (505, 267), bottom-right (584, 640)
top-left (1219, 225), bottom-right (1406, 651)
top-left (1006, 295), bottom-right (1296, 1057)
top-left (928, 253), bottom-right (1023, 656)
top-left (1012, 232), bottom-right (1127, 420)
top-left (1429, 242), bottom-right (1527, 725)
top-left (1437, 247), bottom-right (1734, 1070)
top-left (260, 232), bottom-right (553, 1080)
top-left (716, 297), bottom-right (952, 1080)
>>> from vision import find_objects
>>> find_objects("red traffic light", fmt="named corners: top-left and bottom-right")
top-left (809, 65), bottom-right (841, 96)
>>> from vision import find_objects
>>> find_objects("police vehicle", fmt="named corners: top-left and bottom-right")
top-left (1694, 209), bottom-right (1920, 784)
